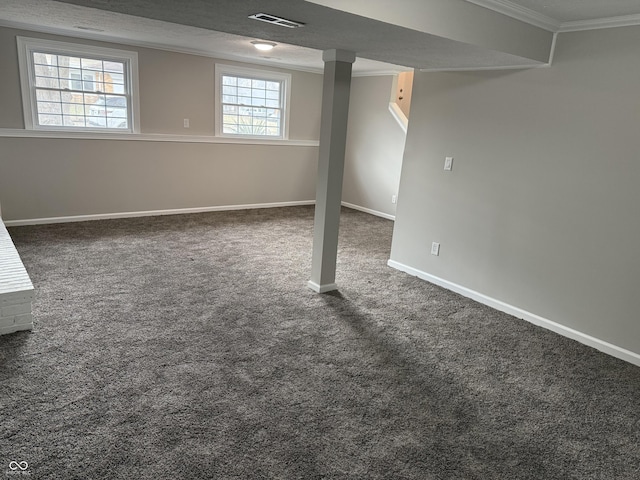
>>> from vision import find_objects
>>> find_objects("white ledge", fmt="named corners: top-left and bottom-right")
top-left (0, 128), bottom-right (320, 147)
top-left (388, 102), bottom-right (408, 134)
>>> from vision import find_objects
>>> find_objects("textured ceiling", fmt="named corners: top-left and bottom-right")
top-left (1, 0), bottom-right (638, 76)
top-left (506, 0), bottom-right (640, 23)
top-left (0, 0), bottom-right (544, 74)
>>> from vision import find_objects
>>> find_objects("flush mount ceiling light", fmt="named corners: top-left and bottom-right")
top-left (251, 41), bottom-right (277, 51)
top-left (248, 13), bottom-right (305, 28)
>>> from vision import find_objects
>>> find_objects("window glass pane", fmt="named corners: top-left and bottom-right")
top-left (36, 89), bottom-right (61, 103)
top-left (35, 76), bottom-right (60, 88)
top-left (82, 74), bottom-right (95, 92)
top-left (222, 76), bottom-right (237, 86)
top-left (223, 85), bottom-right (237, 96)
top-left (87, 116), bottom-right (107, 128)
top-left (103, 61), bottom-right (124, 73)
top-left (266, 90), bottom-right (280, 101)
top-left (37, 102), bottom-right (62, 115)
top-left (60, 56), bottom-right (82, 68)
top-left (109, 107), bottom-right (127, 119)
top-left (60, 91), bottom-right (74, 103)
top-left (63, 115), bottom-right (86, 127)
top-left (85, 93), bottom-right (104, 105)
top-left (106, 72), bottom-right (125, 85)
top-left (81, 58), bottom-right (103, 71)
top-left (33, 53), bottom-right (57, 66)
top-left (26, 42), bottom-right (133, 131)
top-left (34, 64), bottom-right (58, 78)
top-left (62, 99), bottom-right (85, 115)
top-left (252, 88), bottom-right (266, 100)
top-left (38, 114), bottom-right (62, 126)
top-left (219, 71), bottom-right (286, 137)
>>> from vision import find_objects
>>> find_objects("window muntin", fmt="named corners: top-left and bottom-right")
top-left (17, 37), bottom-right (139, 133)
top-left (216, 65), bottom-right (290, 139)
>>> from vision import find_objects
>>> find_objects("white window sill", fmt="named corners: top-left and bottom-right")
top-left (0, 128), bottom-right (319, 147)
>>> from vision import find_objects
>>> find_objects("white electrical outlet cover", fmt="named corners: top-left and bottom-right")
top-left (431, 242), bottom-right (440, 256)
top-left (444, 157), bottom-right (453, 171)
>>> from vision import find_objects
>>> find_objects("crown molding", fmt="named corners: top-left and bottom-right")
top-left (465, 0), bottom-right (560, 31)
top-left (559, 13), bottom-right (640, 32)
top-left (466, 0), bottom-right (640, 33)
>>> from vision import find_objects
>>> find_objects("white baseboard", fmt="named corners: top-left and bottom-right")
top-left (0, 323), bottom-right (32, 335)
top-left (5, 200), bottom-right (394, 226)
top-left (341, 202), bottom-right (395, 221)
top-left (3, 201), bottom-right (316, 227)
top-left (307, 281), bottom-right (338, 293)
top-left (387, 259), bottom-right (640, 368)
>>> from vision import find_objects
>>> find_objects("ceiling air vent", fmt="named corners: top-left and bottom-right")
top-left (248, 13), bottom-right (305, 28)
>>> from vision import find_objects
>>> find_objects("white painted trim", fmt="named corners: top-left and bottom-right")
top-left (16, 36), bottom-right (140, 133)
top-left (420, 62), bottom-right (549, 73)
top-left (353, 69), bottom-right (412, 78)
top-left (547, 32), bottom-right (558, 65)
top-left (307, 281), bottom-right (338, 293)
top-left (0, 128), bottom-right (319, 146)
top-left (3, 201), bottom-right (316, 227)
top-left (0, 324), bottom-right (32, 335)
top-left (559, 14), bottom-right (640, 32)
top-left (341, 202), bottom-right (395, 221)
top-left (214, 63), bottom-right (292, 140)
top-left (387, 259), bottom-right (640, 367)
top-left (388, 102), bottom-right (408, 134)
top-left (464, 0), bottom-right (560, 31)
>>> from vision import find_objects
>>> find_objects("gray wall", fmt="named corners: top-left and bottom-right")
top-left (0, 26), bottom-right (322, 221)
top-left (390, 26), bottom-right (640, 356)
top-left (343, 76), bottom-right (406, 218)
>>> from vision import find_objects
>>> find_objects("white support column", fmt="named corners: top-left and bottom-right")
top-left (308, 49), bottom-right (356, 293)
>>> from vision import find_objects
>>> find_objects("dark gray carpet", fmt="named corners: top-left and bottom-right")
top-left (1, 206), bottom-right (639, 479)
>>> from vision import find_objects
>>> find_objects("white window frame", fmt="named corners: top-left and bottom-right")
top-left (215, 64), bottom-right (291, 140)
top-left (16, 36), bottom-right (140, 133)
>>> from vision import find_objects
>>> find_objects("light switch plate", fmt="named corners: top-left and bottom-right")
top-left (444, 156), bottom-right (453, 171)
